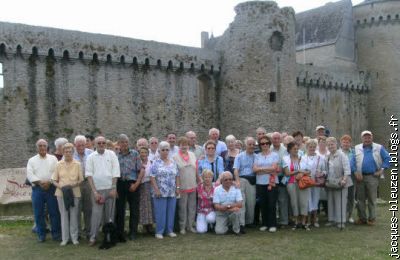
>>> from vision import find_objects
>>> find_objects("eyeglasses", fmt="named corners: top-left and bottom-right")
top-left (260, 142), bottom-right (270, 146)
top-left (161, 149), bottom-right (169, 152)
top-left (97, 142), bottom-right (106, 145)
top-left (223, 178), bottom-right (233, 181)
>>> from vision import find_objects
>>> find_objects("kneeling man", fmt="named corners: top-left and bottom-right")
top-left (213, 171), bottom-right (243, 235)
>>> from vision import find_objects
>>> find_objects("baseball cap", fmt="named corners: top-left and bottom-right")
top-left (361, 130), bottom-right (372, 137)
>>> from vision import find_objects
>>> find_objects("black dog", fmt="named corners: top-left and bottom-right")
top-left (99, 222), bottom-right (118, 250)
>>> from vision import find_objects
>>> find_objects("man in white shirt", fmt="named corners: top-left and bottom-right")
top-left (26, 139), bottom-right (61, 242)
top-left (86, 136), bottom-right (120, 246)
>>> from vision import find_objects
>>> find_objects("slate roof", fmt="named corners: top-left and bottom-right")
top-left (295, 0), bottom-right (352, 50)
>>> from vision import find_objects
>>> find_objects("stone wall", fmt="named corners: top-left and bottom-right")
top-left (296, 64), bottom-right (368, 138)
top-left (214, 1), bottom-right (299, 137)
top-left (0, 38), bottom-right (219, 167)
top-left (354, 0), bottom-right (400, 145)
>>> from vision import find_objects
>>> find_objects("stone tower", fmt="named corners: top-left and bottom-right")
top-left (214, 1), bottom-right (298, 137)
top-left (354, 0), bottom-right (400, 144)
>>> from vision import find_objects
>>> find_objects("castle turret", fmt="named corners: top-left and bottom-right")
top-left (215, 1), bottom-right (297, 136)
top-left (354, 0), bottom-right (400, 144)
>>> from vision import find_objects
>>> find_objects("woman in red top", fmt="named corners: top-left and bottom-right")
top-left (196, 169), bottom-right (216, 233)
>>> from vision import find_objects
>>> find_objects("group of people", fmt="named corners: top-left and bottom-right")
top-left (26, 126), bottom-right (390, 246)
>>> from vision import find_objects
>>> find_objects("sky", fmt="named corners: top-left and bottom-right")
top-left (0, 0), bottom-right (364, 48)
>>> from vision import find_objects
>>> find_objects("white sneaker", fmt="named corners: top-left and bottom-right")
top-left (72, 240), bottom-right (79, 245)
top-left (190, 227), bottom-right (197, 233)
top-left (313, 223), bottom-right (320, 228)
top-left (348, 217), bottom-right (355, 224)
top-left (325, 222), bottom-right (334, 227)
top-left (268, 227), bottom-right (277, 233)
top-left (60, 241), bottom-right (68, 246)
top-left (155, 234), bottom-right (163, 239)
top-left (180, 229), bottom-right (186, 235)
top-left (259, 226), bottom-right (268, 231)
top-left (167, 232), bottom-right (177, 238)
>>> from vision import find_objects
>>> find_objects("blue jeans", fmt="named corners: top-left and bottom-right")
top-left (32, 185), bottom-right (61, 241)
top-left (153, 197), bottom-right (176, 235)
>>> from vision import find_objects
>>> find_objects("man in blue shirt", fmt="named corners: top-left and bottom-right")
top-left (213, 171), bottom-right (243, 235)
top-left (353, 130), bottom-right (390, 225)
top-left (233, 137), bottom-right (256, 233)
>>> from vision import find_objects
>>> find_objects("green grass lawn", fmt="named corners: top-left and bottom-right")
top-left (0, 204), bottom-right (392, 260)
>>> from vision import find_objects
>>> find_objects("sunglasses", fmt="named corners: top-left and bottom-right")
top-left (97, 142), bottom-right (106, 145)
top-left (260, 142), bottom-right (270, 146)
top-left (223, 178), bottom-right (233, 181)
top-left (161, 149), bottom-right (170, 152)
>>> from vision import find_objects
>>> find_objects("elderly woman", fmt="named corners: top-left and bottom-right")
top-left (253, 136), bottom-right (280, 232)
top-left (173, 136), bottom-right (199, 234)
top-left (317, 136), bottom-right (330, 160)
top-left (196, 169), bottom-right (216, 233)
top-left (150, 141), bottom-right (180, 239)
top-left (303, 139), bottom-right (326, 228)
top-left (283, 142), bottom-right (311, 231)
top-left (52, 143), bottom-right (84, 246)
top-left (198, 140), bottom-right (224, 183)
top-left (223, 135), bottom-right (240, 174)
top-left (325, 137), bottom-right (352, 229)
top-left (138, 147), bottom-right (155, 234)
top-left (235, 140), bottom-right (243, 151)
top-left (339, 135), bottom-right (357, 223)
top-left (54, 137), bottom-right (68, 161)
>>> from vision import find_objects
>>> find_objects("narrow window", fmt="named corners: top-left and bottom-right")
top-left (0, 63), bottom-right (3, 90)
top-left (269, 92), bottom-right (276, 102)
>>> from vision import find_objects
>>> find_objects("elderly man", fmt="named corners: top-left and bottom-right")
top-left (205, 128), bottom-right (227, 156)
top-left (255, 127), bottom-right (267, 154)
top-left (73, 135), bottom-right (93, 239)
top-left (270, 132), bottom-right (290, 227)
top-left (166, 133), bottom-right (179, 159)
top-left (213, 171), bottom-right (243, 235)
top-left (27, 139), bottom-right (61, 242)
top-left (186, 131), bottom-right (204, 159)
top-left (116, 134), bottom-right (144, 241)
top-left (353, 130), bottom-right (390, 225)
top-left (233, 137), bottom-right (256, 233)
top-left (136, 138), bottom-right (149, 149)
top-left (315, 125), bottom-right (325, 138)
top-left (86, 136), bottom-right (120, 246)
top-left (149, 137), bottom-right (159, 162)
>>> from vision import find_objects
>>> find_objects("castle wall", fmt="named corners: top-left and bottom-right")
top-left (296, 64), bottom-right (368, 138)
top-left (354, 0), bottom-right (400, 145)
top-left (0, 47), bottom-right (219, 168)
top-left (215, 1), bottom-right (299, 137)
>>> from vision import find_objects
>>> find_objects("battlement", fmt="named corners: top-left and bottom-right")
top-left (296, 64), bottom-right (369, 93)
top-left (355, 13), bottom-right (400, 27)
top-left (0, 21), bottom-right (219, 73)
top-left (0, 42), bottom-right (219, 75)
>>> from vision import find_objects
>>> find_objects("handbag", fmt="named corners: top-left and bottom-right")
top-left (298, 174), bottom-right (315, 189)
top-left (314, 156), bottom-right (326, 187)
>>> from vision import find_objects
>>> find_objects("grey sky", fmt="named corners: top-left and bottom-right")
top-left (0, 0), bottom-right (364, 47)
